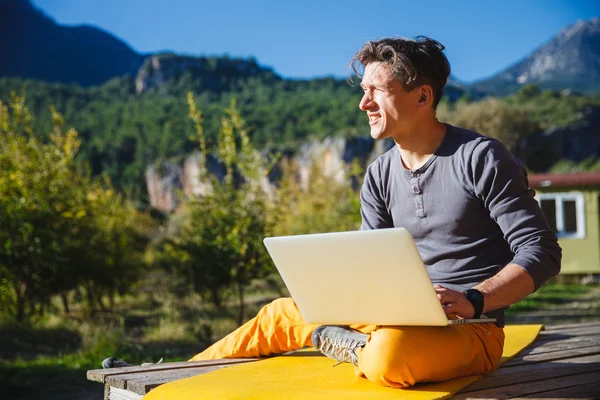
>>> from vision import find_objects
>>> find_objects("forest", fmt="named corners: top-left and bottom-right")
top-left (1, 63), bottom-right (598, 204)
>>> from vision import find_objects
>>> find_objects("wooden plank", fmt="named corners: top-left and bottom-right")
top-left (457, 353), bottom-right (600, 394)
top-left (536, 325), bottom-right (600, 340)
top-left (105, 361), bottom-right (256, 390)
top-left (87, 358), bottom-right (254, 383)
top-left (126, 365), bottom-right (232, 395)
top-left (108, 386), bottom-right (144, 400)
top-left (85, 323), bottom-right (600, 398)
top-left (454, 370), bottom-right (600, 400)
top-left (505, 344), bottom-right (600, 367)
top-left (513, 334), bottom-right (600, 357)
top-left (534, 332), bottom-right (593, 344)
top-left (515, 380), bottom-right (600, 399)
top-left (543, 321), bottom-right (600, 331)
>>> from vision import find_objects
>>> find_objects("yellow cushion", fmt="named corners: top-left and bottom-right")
top-left (144, 325), bottom-right (542, 400)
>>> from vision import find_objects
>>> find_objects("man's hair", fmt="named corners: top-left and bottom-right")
top-left (349, 36), bottom-right (451, 108)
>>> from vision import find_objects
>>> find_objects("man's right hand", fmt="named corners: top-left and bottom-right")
top-left (434, 284), bottom-right (476, 319)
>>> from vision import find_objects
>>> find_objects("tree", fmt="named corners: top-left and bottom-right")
top-left (158, 93), bottom-right (275, 324)
top-left (0, 93), bottom-right (151, 322)
top-left (273, 157), bottom-right (362, 236)
top-left (437, 98), bottom-right (542, 151)
top-left (0, 94), bottom-right (86, 321)
top-left (517, 84), bottom-right (542, 99)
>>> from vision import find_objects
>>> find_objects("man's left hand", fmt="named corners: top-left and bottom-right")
top-left (434, 285), bottom-right (475, 319)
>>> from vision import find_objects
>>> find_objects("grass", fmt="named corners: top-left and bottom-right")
top-left (0, 273), bottom-right (287, 399)
top-left (0, 323), bottom-right (133, 400)
top-left (1, 359), bottom-right (101, 400)
top-left (506, 282), bottom-right (596, 313)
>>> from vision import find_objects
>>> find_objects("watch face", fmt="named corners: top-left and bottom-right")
top-left (465, 289), bottom-right (483, 301)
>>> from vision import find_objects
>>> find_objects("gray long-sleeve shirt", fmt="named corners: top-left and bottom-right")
top-left (359, 124), bottom-right (562, 326)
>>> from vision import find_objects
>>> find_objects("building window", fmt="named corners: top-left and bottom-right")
top-left (536, 192), bottom-right (585, 239)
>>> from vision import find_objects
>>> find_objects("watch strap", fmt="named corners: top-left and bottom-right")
top-left (463, 288), bottom-right (484, 319)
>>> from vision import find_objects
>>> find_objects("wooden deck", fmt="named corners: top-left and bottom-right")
top-left (87, 322), bottom-right (600, 399)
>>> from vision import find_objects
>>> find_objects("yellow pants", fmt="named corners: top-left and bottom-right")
top-left (190, 298), bottom-right (504, 388)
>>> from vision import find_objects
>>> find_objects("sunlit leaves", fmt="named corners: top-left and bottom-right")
top-left (0, 93), bottom-right (151, 322)
top-left (437, 97), bottom-right (542, 150)
top-left (156, 95), bottom-right (274, 323)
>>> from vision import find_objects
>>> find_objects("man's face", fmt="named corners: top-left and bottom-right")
top-left (359, 62), bottom-right (420, 141)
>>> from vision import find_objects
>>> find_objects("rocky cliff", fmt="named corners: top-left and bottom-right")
top-left (517, 106), bottom-right (600, 172)
top-left (133, 53), bottom-right (276, 95)
top-left (146, 136), bottom-right (395, 212)
top-left (148, 106), bottom-right (600, 212)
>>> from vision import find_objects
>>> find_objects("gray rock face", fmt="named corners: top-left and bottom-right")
top-left (147, 107), bottom-right (600, 211)
top-left (146, 162), bottom-right (184, 211)
top-left (517, 106), bottom-right (600, 172)
top-left (473, 18), bottom-right (600, 94)
top-left (133, 53), bottom-right (272, 95)
top-left (145, 136), bottom-right (395, 212)
top-left (135, 55), bottom-right (207, 94)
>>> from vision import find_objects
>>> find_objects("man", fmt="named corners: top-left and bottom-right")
top-left (188, 36), bottom-right (561, 388)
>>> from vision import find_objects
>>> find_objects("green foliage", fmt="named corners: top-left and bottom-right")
top-left (155, 94), bottom-right (275, 324)
top-left (0, 93), bottom-right (152, 323)
top-left (274, 158), bottom-right (362, 235)
top-left (0, 74), bottom-right (365, 204)
top-left (506, 282), bottom-right (592, 313)
top-left (151, 93), bottom-right (364, 325)
top-left (2, 71), bottom-right (598, 205)
top-left (505, 85), bottom-right (600, 130)
top-left (517, 84), bottom-right (542, 99)
top-left (548, 157), bottom-right (600, 174)
top-left (0, 322), bottom-right (161, 400)
top-left (437, 97), bottom-right (542, 150)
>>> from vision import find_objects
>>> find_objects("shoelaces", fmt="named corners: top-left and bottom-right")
top-left (315, 335), bottom-right (363, 366)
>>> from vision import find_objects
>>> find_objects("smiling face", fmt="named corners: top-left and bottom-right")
top-left (359, 62), bottom-right (421, 142)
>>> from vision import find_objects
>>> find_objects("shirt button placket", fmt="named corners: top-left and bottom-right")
top-left (410, 173), bottom-right (425, 218)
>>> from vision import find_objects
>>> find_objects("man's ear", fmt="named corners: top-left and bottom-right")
top-left (417, 86), bottom-right (434, 106)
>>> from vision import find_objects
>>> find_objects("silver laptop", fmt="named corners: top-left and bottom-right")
top-left (263, 228), bottom-right (496, 326)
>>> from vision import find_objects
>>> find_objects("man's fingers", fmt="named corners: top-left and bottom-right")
top-left (434, 286), bottom-right (454, 296)
top-left (435, 287), bottom-right (473, 318)
top-left (442, 302), bottom-right (457, 315)
top-left (435, 287), bottom-right (449, 301)
top-left (436, 290), bottom-right (458, 304)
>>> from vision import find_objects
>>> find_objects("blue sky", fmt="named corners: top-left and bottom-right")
top-left (34, 0), bottom-right (599, 83)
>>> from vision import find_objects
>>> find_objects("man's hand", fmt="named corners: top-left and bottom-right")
top-left (434, 264), bottom-right (536, 320)
top-left (434, 285), bottom-right (474, 319)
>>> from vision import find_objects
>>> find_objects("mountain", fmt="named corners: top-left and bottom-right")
top-left (447, 75), bottom-right (468, 88)
top-left (472, 18), bottom-right (600, 95)
top-left (2, 0), bottom-right (598, 96)
top-left (0, 0), bottom-right (468, 97)
top-left (133, 53), bottom-right (281, 95)
top-left (1, 1), bottom-right (596, 204)
top-left (0, 0), bottom-right (144, 86)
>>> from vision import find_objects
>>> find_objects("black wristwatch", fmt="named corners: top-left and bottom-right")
top-left (463, 289), bottom-right (485, 319)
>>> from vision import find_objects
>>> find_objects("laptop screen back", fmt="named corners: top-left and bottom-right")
top-left (263, 228), bottom-right (450, 326)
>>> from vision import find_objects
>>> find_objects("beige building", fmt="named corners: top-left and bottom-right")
top-left (529, 172), bottom-right (600, 274)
